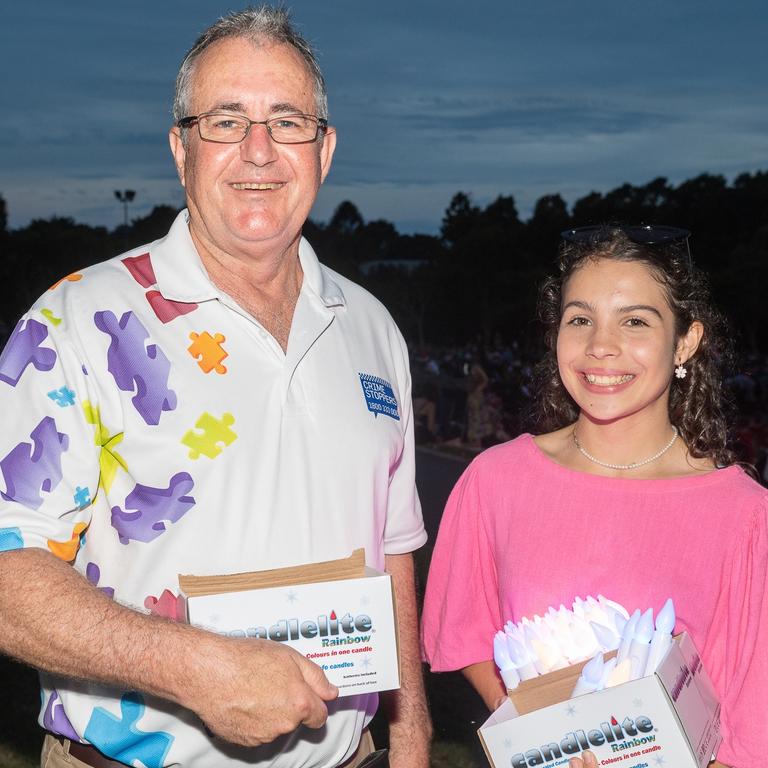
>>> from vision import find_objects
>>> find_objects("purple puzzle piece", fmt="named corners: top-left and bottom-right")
top-left (43, 690), bottom-right (80, 741)
top-left (111, 472), bottom-right (195, 544)
top-left (93, 310), bottom-right (177, 425)
top-left (0, 417), bottom-right (69, 509)
top-left (0, 318), bottom-right (57, 386)
top-left (86, 561), bottom-right (115, 599)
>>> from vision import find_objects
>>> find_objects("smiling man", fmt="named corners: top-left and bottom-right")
top-left (0, 7), bottom-right (430, 768)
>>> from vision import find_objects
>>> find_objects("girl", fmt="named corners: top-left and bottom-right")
top-left (422, 226), bottom-right (767, 767)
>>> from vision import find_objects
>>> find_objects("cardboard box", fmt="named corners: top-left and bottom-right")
top-left (179, 549), bottom-right (400, 697)
top-left (479, 633), bottom-right (721, 768)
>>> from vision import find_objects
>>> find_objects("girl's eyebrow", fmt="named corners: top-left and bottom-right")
top-left (562, 300), bottom-right (595, 313)
top-left (619, 304), bottom-right (663, 319)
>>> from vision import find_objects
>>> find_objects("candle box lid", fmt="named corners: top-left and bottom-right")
top-left (479, 632), bottom-right (720, 768)
top-left (179, 549), bottom-right (400, 697)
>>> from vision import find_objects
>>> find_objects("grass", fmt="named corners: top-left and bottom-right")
top-left (0, 745), bottom-right (37, 768)
top-left (0, 657), bottom-right (40, 767)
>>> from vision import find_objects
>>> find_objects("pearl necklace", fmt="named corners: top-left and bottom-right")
top-left (572, 426), bottom-right (679, 471)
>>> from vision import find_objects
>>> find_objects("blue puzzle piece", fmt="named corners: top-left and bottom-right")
top-left (0, 417), bottom-right (69, 509)
top-left (111, 472), bottom-right (195, 544)
top-left (0, 527), bottom-right (24, 552)
top-left (48, 386), bottom-right (76, 407)
top-left (74, 485), bottom-right (91, 509)
top-left (84, 692), bottom-right (173, 768)
top-left (0, 318), bottom-right (57, 387)
top-left (93, 310), bottom-right (177, 425)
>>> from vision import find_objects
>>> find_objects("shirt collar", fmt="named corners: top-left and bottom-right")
top-left (298, 237), bottom-right (346, 308)
top-left (150, 209), bottom-right (346, 308)
top-left (150, 210), bottom-right (217, 302)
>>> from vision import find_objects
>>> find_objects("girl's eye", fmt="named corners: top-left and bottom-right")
top-left (566, 316), bottom-right (590, 326)
top-left (625, 317), bottom-right (649, 327)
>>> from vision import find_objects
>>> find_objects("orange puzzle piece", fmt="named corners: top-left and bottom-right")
top-left (187, 331), bottom-right (228, 374)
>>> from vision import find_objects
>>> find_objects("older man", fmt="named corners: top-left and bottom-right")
top-left (0, 7), bottom-right (430, 768)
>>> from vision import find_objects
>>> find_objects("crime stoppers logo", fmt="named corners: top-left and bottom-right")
top-left (359, 373), bottom-right (400, 421)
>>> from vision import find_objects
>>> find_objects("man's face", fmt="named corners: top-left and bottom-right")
top-left (169, 37), bottom-right (335, 260)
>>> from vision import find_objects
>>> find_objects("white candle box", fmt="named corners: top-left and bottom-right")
top-left (479, 632), bottom-right (720, 768)
top-left (179, 549), bottom-right (400, 697)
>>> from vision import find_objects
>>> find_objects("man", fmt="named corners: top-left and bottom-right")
top-left (0, 7), bottom-right (431, 767)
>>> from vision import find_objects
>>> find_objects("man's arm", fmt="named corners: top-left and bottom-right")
top-left (0, 547), bottom-right (337, 747)
top-left (382, 552), bottom-right (432, 767)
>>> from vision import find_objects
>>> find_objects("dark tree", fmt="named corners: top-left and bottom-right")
top-left (328, 200), bottom-right (364, 236)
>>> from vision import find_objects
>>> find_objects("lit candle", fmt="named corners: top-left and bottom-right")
top-left (605, 658), bottom-right (632, 688)
top-left (507, 632), bottom-right (539, 681)
top-left (644, 598), bottom-right (675, 676)
top-left (628, 608), bottom-right (655, 679)
top-left (598, 594), bottom-right (630, 620)
top-left (493, 631), bottom-right (521, 690)
top-left (616, 609), bottom-right (640, 665)
top-left (590, 620), bottom-right (620, 651)
top-left (570, 652), bottom-right (605, 698)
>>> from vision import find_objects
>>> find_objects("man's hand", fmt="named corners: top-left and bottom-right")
top-left (185, 634), bottom-right (338, 746)
top-left (0, 548), bottom-right (337, 749)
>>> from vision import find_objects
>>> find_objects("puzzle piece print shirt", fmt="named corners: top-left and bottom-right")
top-left (0, 210), bottom-right (426, 768)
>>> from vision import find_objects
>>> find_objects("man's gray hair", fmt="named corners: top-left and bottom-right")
top-left (172, 6), bottom-right (328, 125)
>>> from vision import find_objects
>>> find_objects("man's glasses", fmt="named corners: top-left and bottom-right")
top-left (560, 224), bottom-right (692, 267)
top-left (177, 112), bottom-right (328, 145)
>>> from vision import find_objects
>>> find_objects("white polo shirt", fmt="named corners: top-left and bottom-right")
top-left (0, 210), bottom-right (426, 768)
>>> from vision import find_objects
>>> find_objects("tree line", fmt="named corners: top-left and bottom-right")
top-left (1, 171), bottom-right (767, 353)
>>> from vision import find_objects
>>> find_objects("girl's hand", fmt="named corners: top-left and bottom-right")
top-left (569, 751), bottom-right (598, 768)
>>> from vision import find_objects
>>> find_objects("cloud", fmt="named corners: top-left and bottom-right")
top-left (394, 96), bottom-right (679, 139)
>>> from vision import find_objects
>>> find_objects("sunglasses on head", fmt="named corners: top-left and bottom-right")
top-left (560, 224), bottom-right (692, 268)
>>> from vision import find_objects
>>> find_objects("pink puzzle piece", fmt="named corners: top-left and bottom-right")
top-left (122, 253), bottom-right (198, 324)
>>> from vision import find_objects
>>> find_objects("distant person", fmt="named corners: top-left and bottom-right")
top-left (422, 225), bottom-right (767, 767)
top-left (0, 7), bottom-right (429, 768)
top-left (464, 358), bottom-right (489, 447)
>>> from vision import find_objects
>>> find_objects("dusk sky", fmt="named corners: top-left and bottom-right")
top-left (2, 1), bottom-right (766, 234)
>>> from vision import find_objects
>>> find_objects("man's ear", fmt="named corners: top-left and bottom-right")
top-left (676, 320), bottom-right (704, 365)
top-left (168, 128), bottom-right (187, 187)
top-left (319, 127), bottom-right (336, 184)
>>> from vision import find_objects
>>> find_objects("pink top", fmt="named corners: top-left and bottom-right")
top-left (422, 434), bottom-right (768, 768)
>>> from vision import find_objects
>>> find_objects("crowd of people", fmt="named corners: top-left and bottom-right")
top-left (413, 338), bottom-right (768, 483)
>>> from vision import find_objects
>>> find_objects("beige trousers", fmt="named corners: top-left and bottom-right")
top-left (41, 730), bottom-right (375, 768)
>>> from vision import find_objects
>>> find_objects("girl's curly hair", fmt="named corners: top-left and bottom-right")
top-left (534, 226), bottom-right (736, 467)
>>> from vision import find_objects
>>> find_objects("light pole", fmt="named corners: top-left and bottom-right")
top-left (114, 189), bottom-right (136, 228)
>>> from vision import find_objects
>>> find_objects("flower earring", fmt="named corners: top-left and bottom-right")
top-left (674, 361), bottom-right (687, 379)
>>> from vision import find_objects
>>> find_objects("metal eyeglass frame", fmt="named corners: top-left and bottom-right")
top-left (177, 112), bottom-right (329, 145)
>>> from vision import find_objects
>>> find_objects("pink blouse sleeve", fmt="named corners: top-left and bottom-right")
top-left (421, 458), bottom-right (502, 671)
top-left (703, 496), bottom-right (768, 767)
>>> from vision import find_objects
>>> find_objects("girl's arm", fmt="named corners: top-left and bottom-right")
top-left (461, 659), bottom-right (506, 711)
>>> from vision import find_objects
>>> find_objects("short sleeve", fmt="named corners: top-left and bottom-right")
top-left (703, 496), bottom-right (768, 767)
top-left (421, 458), bottom-right (501, 671)
top-left (382, 329), bottom-right (427, 555)
top-left (0, 291), bottom-right (102, 560)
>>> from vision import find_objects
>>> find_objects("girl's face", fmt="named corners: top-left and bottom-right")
top-left (556, 257), bottom-right (692, 426)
